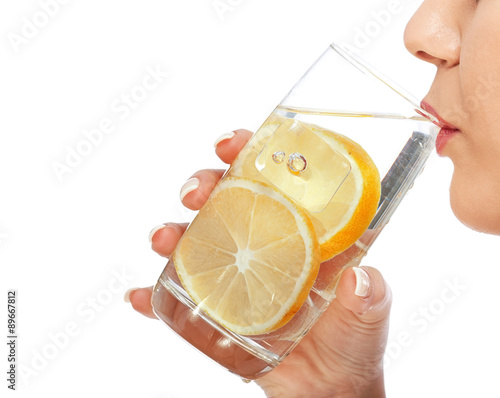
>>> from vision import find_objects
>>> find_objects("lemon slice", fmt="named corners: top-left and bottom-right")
top-left (174, 177), bottom-right (320, 335)
top-left (309, 126), bottom-right (380, 262)
top-left (230, 115), bottom-right (380, 262)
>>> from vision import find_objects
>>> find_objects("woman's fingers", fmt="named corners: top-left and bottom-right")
top-left (178, 130), bottom-right (253, 210)
top-left (137, 129), bottom-right (253, 319)
top-left (335, 266), bottom-right (392, 324)
top-left (214, 129), bottom-right (253, 164)
top-left (150, 169), bottom-right (228, 257)
top-left (125, 287), bottom-right (156, 319)
top-left (129, 265), bottom-right (392, 325)
top-left (151, 129), bottom-right (253, 248)
top-left (179, 169), bottom-right (225, 210)
top-left (149, 223), bottom-right (188, 258)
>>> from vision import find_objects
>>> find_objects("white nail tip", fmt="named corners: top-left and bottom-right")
top-left (213, 131), bottom-right (235, 147)
top-left (148, 224), bottom-right (167, 243)
top-left (123, 288), bottom-right (138, 303)
top-left (179, 178), bottom-right (200, 201)
top-left (353, 267), bottom-right (370, 298)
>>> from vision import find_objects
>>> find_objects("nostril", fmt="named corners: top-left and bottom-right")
top-left (416, 50), bottom-right (431, 61)
top-left (414, 50), bottom-right (445, 67)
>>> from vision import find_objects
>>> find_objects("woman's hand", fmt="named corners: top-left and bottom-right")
top-left (125, 129), bottom-right (392, 398)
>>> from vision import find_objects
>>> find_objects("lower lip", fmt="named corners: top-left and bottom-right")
top-left (436, 128), bottom-right (460, 156)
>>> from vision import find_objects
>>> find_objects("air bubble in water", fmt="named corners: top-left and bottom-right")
top-left (272, 151), bottom-right (285, 164)
top-left (287, 152), bottom-right (307, 173)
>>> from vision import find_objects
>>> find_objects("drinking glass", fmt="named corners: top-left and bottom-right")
top-left (151, 42), bottom-right (439, 380)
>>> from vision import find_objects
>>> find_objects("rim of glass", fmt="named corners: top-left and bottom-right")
top-left (329, 42), bottom-right (438, 125)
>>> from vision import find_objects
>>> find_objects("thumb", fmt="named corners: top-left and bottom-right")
top-left (335, 266), bottom-right (392, 324)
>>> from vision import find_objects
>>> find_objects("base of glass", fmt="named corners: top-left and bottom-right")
top-left (151, 275), bottom-right (280, 380)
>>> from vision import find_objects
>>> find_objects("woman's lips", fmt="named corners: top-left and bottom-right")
top-left (436, 128), bottom-right (460, 156)
top-left (420, 101), bottom-right (461, 156)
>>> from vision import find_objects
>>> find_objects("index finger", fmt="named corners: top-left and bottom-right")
top-left (214, 129), bottom-right (253, 164)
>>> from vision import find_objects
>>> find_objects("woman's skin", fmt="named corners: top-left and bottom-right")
top-left (405, 0), bottom-right (500, 235)
top-left (127, 0), bottom-right (500, 396)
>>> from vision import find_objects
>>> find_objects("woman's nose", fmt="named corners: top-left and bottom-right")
top-left (404, 0), bottom-right (461, 68)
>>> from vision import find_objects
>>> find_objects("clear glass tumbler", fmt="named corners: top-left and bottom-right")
top-left (151, 43), bottom-right (439, 380)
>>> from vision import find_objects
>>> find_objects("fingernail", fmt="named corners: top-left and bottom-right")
top-left (123, 288), bottom-right (138, 303)
top-left (148, 224), bottom-right (167, 243)
top-left (353, 267), bottom-right (370, 298)
top-left (213, 131), bottom-right (235, 147)
top-left (180, 178), bottom-right (200, 201)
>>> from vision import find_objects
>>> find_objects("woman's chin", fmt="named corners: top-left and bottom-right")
top-left (449, 175), bottom-right (500, 235)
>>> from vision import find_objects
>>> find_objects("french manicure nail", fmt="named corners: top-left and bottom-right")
top-left (148, 224), bottom-right (167, 243)
top-left (180, 177), bottom-right (200, 201)
top-left (213, 131), bottom-right (235, 147)
top-left (123, 288), bottom-right (138, 303)
top-left (353, 267), bottom-right (370, 298)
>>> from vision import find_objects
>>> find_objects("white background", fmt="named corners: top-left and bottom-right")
top-left (1, 1), bottom-right (499, 397)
